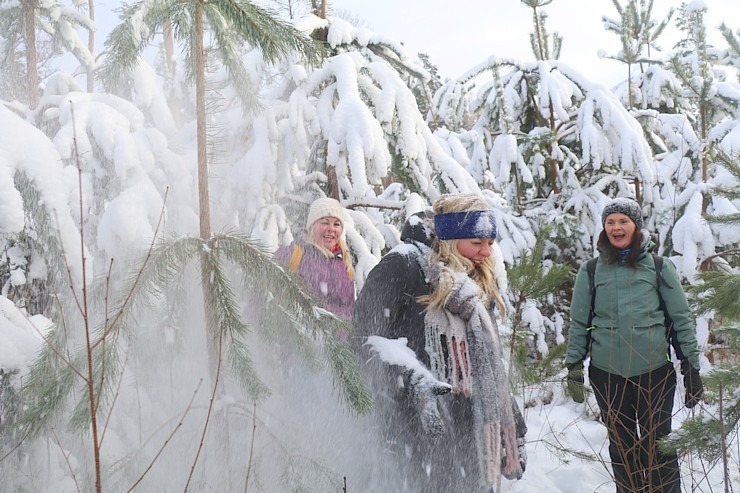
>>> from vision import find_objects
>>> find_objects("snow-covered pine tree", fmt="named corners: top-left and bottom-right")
top-left (664, 259), bottom-right (739, 489)
top-left (0, 0), bottom-right (94, 108)
top-left (601, 0), bottom-right (675, 110)
top-left (213, 13), bottom-right (480, 290)
top-left (668, 3), bottom-right (740, 273)
top-left (432, 9), bottom-right (655, 246)
top-left (522, 0), bottom-right (562, 62)
top-left (611, 2), bottom-right (740, 280)
top-left (506, 223), bottom-right (571, 360)
top-left (101, 0), bottom-right (326, 388)
top-left (718, 22), bottom-right (740, 73)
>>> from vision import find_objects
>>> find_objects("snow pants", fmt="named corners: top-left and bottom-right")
top-left (589, 363), bottom-right (681, 493)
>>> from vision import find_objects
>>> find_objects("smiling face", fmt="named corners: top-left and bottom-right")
top-left (456, 238), bottom-right (494, 265)
top-left (604, 212), bottom-right (636, 250)
top-left (311, 216), bottom-right (343, 251)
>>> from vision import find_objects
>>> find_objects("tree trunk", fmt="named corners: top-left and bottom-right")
top-left (163, 22), bottom-right (182, 128)
top-left (87, 0), bottom-right (95, 93)
top-left (22, 0), bottom-right (39, 109)
top-left (310, 0), bottom-right (328, 41)
top-left (194, 2), bottom-right (211, 242)
top-left (195, 0), bottom-right (219, 389)
top-left (547, 101), bottom-right (560, 194)
top-left (327, 164), bottom-right (339, 200)
top-left (627, 63), bottom-right (633, 110)
top-left (533, 7), bottom-right (546, 60)
top-left (700, 102), bottom-right (709, 214)
top-left (311, 0), bottom-right (327, 18)
top-left (634, 177), bottom-right (641, 205)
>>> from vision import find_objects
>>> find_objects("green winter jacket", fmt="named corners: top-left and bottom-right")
top-left (566, 242), bottom-right (701, 378)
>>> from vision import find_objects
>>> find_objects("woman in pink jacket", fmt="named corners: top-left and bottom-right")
top-left (274, 197), bottom-right (355, 321)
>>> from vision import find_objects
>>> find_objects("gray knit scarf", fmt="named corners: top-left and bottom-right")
top-left (416, 242), bottom-right (522, 486)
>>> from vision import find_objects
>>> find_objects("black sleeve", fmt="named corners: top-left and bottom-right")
top-left (352, 252), bottom-right (416, 346)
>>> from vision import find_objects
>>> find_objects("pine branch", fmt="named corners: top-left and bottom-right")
top-left (322, 332), bottom-right (373, 415)
top-left (213, 0), bottom-right (324, 67)
top-left (227, 336), bottom-right (271, 401)
top-left (688, 271), bottom-right (740, 321)
top-left (18, 326), bottom-right (83, 438)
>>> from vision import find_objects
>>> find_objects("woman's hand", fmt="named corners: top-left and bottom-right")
top-left (566, 363), bottom-right (586, 403)
top-left (405, 370), bottom-right (451, 438)
top-left (445, 276), bottom-right (481, 321)
top-left (681, 360), bottom-right (703, 408)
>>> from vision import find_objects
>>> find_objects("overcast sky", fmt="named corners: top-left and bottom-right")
top-left (334, 0), bottom-right (735, 85)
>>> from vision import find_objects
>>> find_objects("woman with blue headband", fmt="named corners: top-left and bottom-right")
top-left (353, 193), bottom-right (526, 492)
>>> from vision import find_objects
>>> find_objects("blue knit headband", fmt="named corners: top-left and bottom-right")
top-left (434, 210), bottom-right (497, 240)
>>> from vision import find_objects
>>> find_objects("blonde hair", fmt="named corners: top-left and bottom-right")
top-left (306, 221), bottom-right (354, 280)
top-left (422, 193), bottom-right (506, 317)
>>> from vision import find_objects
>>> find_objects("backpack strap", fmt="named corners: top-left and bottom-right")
top-left (583, 257), bottom-right (599, 358)
top-left (586, 257), bottom-right (598, 328)
top-left (653, 254), bottom-right (671, 289)
top-left (288, 245), bottom-right (304, 273)
top-left (652, 254), bottom-right (686, 361)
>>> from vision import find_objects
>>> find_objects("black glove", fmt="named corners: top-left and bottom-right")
top-left (445, 277), bottom-right (480, 321)
top-left (406, 371), bottom-right (451, 438)
top-left (566, 362), bottom-right (585, 404)
top-left (681, 360), bottom-right (703, 408)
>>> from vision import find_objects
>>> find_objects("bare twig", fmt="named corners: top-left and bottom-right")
top-left (99, 347), bottom-right (130, 447)
top-left (184, 334), bottom-right (224, 492)
top-left (0, 428), bottom-right (30, 464)
top-left (95, 258), bottom-right (115, 413)
top-left (51, 427), bottom-right (81, 493)
top-left (244, 401), bottom-right (258, 493)
top-left (719, 384), bottom-right (730, 493)
top-left (91, 187), bottom-right (170, 350)
top-left (126, 380), bottom-right (202, 493)
top-left (70, 102), bottom-right (103, 493)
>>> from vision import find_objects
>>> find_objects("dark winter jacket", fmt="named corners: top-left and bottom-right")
top-left (566, 237), bottom-right (701, 377)
top-left (274, 241), bottom-right (355, 321)
top-left (353, 212), bottom-right (434, 359)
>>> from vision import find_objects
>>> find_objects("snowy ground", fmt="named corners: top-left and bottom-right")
top-left (505, 384), bottom-right (738, 493)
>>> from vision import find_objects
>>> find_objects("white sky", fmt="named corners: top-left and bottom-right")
top-left (335, 0), bottom-right (736, 85)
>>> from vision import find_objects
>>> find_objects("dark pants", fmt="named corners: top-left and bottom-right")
top-left (589, 363), bottom-right (681, 493)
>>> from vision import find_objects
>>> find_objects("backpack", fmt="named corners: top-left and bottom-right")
top-left (288, 244), bottom-right (304, 273)
top-left (585, 254), bottom-right (686, 362)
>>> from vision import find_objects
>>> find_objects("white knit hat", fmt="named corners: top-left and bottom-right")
top-left (306, 197), bottom-right (345, 231)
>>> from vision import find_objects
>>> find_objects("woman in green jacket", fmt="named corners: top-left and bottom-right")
top-left (566, 197), bottom-right (704, 493)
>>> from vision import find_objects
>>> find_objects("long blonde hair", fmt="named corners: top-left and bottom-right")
top-left (306, 221), bottom-right (354, 280)
top-left (422, 194), bottom-right (506, 317)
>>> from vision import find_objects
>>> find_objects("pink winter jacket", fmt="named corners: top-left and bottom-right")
top-left (274, 241), bottom-right (355, 321)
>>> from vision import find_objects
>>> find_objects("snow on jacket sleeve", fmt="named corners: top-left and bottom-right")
top-left (658, 257), bottom-right (701, 369)
top-left (566, 262), bottom-right (592, 365)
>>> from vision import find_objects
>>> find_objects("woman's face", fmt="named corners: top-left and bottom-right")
top-left (456, 238), bottom-right (494, 265)
top-left (311, 216), bottom-right (343, 251)
top-left (604, 213), bottom-right (636, 250)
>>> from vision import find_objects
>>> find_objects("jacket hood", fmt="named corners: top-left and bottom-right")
top-left (401, 210), bottom-right (435, 247)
